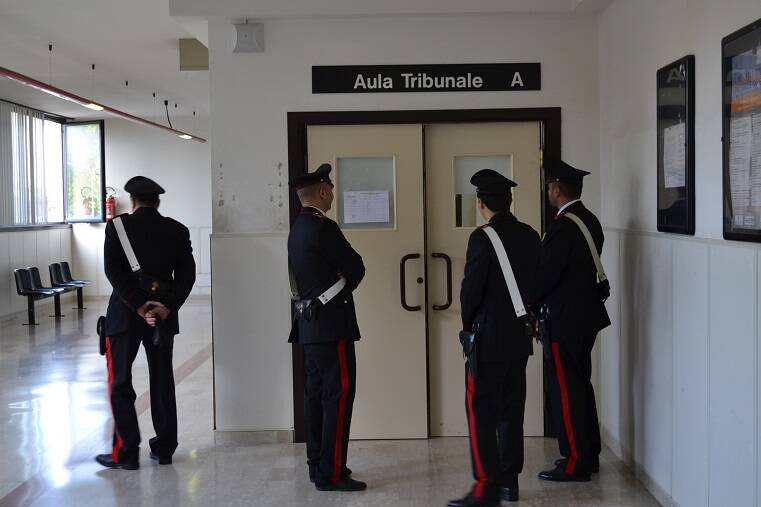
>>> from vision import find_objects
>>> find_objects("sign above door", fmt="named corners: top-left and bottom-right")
top-left (312, 63), bottom-right (540, 93)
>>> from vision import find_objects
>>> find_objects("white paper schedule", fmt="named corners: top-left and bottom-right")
top-left (343, 190), bottom-right (390, 224)
top-left (663, 122), bottom-right (686, 188)
top-left (730, 116), bottom-right (752, 213)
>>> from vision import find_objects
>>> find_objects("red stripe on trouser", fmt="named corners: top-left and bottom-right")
top-left (552, 342), bottom-right (579, 475)
top-left (332, 340), bottom-right (350, 484)
top-left (105, 337), bottom-right (124, 463)
top-left (466, 369), bottom-right (488, 498)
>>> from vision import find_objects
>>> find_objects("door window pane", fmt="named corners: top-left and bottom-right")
top-left (454, 155), bottom-right (512, 227)
top-left (336, 157), bottom-right (395, 229)
top-left (65, 121), bottom-right (105, 222)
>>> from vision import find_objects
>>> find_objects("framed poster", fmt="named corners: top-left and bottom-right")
top-left (723, 17), bottom-right (761, 242)
top-left (657, 55), bottom-right (695, 234)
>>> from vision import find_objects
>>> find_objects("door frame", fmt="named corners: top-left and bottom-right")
top-left (287, 107), bottom-right (561, 442)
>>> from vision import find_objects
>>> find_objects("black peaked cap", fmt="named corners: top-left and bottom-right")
top-left (289, 163), bottom-right (333, 190)
top-left (470, 169), bottom-right (517, 194)
top-left (124, 176), bottom-right (165, 195)
top-left (545, 159), bottom-right (590, 183)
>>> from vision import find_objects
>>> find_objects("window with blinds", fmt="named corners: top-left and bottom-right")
top-left (0, 100), bottom-right (64, 226)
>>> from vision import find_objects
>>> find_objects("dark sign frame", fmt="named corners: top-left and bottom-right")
top-left (723, 17), bottom-right (761, 242)
top-left (657, 55), bottom-right (695, 235)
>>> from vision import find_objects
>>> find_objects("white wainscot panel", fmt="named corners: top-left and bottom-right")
top-left (48, 229), bottom-right (62, 267)
top-left (22, 232), bottom-right (36, 268)
top-left (35, 230), bottom-right (50, 275)
top-left (600, 229), bottom-right (622, 449)
top-left (0, 233), bottom-right (10, 317)
top-left (211, 233), bottom-right (293, 431)
top-left (709, 244), bottom-right (756, 507)
top-left (632, 235), bottom-right (673, 494)
top-left (9, 232), bottom-right (24, 314)
top-left (672, 239), bottom-right (709, 507)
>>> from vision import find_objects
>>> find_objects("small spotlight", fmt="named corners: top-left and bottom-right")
top-left (85, 103), bottom-right (104, 111)
top-left (178, 134), bottom-right (193, 140)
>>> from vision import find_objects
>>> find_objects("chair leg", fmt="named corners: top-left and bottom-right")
top-left (51, 294), bottom-right (64, 318)
top-left (74, 288), bottom-right (86, 310)
top-left (23, 296), bottom-right (39, 326)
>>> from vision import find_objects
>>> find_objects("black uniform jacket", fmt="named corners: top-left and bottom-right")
top-left (104, 207), bottom-right (196, 336)
top-left (288, 207), bottom-right (365, 345)
top-left (460, 211), bottom-right (541, 362)
top-left (535, 201), bottom-right (611, 340)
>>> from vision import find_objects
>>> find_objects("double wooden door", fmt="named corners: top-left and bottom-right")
top-left (307, 121), bottom-right (543, 439)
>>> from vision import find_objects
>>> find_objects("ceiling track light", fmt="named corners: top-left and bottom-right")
top-left (0, 65), bottom-right (206, 143)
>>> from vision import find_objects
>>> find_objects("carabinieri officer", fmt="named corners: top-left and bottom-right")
top-left (288, 163), bottom-right (367, 492)
top-left (535, 160), bottom-right (610, 482)
top-left (96, 176), bottom-right (196, 470)
top-left (448, 170), bottom-right (541, 507)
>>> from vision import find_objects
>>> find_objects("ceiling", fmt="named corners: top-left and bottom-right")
top-left (0, 0), bottom-right (209, 124)
top-left (169, 0), bottom-right (613, 18)
top-left (0, 0), bottom-right (613, 124)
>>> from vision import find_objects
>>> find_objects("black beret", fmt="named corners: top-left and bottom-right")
top-left (545, 159), bottom-right (590, 183)
top-left (289, 163), bottom-right (333, 190)
top-left (470, 169), bottom-right (517, 194)
top-left (124, 176), bottom-right (165, 195)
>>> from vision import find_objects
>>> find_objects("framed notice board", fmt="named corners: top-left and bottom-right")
top-left (657, 55), bottom-right (695, 234)
top-left (723, 17), bottom-right (761, 242)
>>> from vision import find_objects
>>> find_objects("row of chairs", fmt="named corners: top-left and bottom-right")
top-left (14, 262), bottom-right (92, 326)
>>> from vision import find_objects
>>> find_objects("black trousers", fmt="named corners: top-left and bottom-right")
top-left (303, 339), bottom-right (356, 485)
top-left (545, 334), bottom-right (600, 476)
top-left (465, 357), bottom-right (528, 500)
top-left (105, 332), bottom-right (177, 464)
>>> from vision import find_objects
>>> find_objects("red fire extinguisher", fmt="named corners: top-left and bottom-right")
top-left (105, 187), bottom-right (117, 221)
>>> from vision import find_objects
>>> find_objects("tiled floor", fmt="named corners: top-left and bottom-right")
top-left (0, 297), bottom-right (660, 506)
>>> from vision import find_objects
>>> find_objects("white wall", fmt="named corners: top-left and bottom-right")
top-left (72, 117), bottom-right (212, 298)
top-left (0, 227), bottom-right (73, 320)
top-left (206, 14), bottom-right (602, 431)
top-left (598, 1), bottom-right (761, 506)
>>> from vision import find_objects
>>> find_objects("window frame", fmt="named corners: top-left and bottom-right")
top-left (63, 120), bottom-right (106, 224)
top-left (0, 99), bottom-right (69, 230)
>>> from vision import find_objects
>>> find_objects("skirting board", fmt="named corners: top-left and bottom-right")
top-left (214, 430), bottom-right (294, 445)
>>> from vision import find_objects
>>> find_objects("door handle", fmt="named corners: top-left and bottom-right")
top-left (400, 253), bottom-right (422, 311)
top-left (431, 252), bottom-right (452, 311)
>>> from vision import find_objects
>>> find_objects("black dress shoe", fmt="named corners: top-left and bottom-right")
top-left (554, 457), bottom-right (600, 473)
top-left (95, 454), bottom-right (139, 470)
top-left (500, 486), bottom-right (519, 502)
top-left (309, 467), bottom-right (352, 483)
top-left (538, 466), bottom-right (590, 482)
top-left (315, 477), bottom-right (367, 491)
top-left (446, 494), bottom-right (499, 507)
top-left (149, 451), bottom-right (172, 465)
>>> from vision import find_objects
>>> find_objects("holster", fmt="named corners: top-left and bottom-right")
top-left (152, 321), bottom-right (172, 347)
top-left (97, 315), bottom-right (107, 356)
top-left (597, 278), bottom-right (611, 302)
top-left (293, 298), bottom-right (319, 322)
top-left (459, 324), bottom-right (479, 377)
top-left (537, 305), bottom-right (551, 350)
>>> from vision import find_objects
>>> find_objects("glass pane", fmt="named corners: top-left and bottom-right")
top-left (454, 155), bottom-right (512, 228)
top-left (43, 120), bottom-right (64, 223)
top-left (336, 157), bottom-right (395, 229)
top-left (65, 122), bottom-right (104, 222)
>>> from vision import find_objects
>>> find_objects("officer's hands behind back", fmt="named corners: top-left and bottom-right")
top-left (137, 301), bottom-right (171, 327)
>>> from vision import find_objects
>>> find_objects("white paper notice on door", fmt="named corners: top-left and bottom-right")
top-left (663, 123), bottom-right (686, 188)
top-left (343, 190), bottom-right (390, 224)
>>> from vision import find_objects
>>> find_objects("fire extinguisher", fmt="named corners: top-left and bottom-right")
top-left (105, 187), bottom-right (117, 221)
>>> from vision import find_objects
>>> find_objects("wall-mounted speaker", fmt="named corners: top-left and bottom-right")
top-left (232, 22), bottom-right (264, 53)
